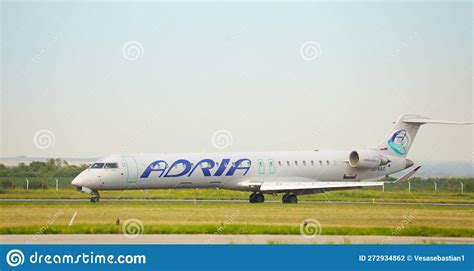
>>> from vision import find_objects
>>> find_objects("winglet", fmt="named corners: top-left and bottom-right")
top-left (388, 165), bottom-right (421, 183)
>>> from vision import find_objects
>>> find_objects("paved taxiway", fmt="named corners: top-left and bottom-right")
top-left (1, 234), bottom-right (473, 244)
top-left (1, 198), bottom-right (472, 207)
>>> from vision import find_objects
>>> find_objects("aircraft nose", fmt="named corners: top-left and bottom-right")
top-left (71, 175), bottom-right (85, 187)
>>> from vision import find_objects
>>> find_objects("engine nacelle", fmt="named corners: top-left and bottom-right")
top-left (349, 150), bottom-right (389, 169)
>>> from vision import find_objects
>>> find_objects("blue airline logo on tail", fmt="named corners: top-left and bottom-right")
top-left (388, 129), bottom-right (410, 155)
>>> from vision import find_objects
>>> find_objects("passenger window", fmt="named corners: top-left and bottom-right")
top-left (295, 161), bottom-right (298, 166)
top-left (311, 161), bottom-right (315, 166)
top-left (104, 163), bottom-right (118, 169)
top-left (286, 161), bottom-right (290, 166)
top-left (326, 160), bottom-right (330, 165)
top-left (319, 160), bottom-right (323, 166)
top-left (303, 161), bottom-right (306, 166)
top-left (278, 161), bottom-right (282, 166)
top-left (91, 163), bottom-right (105, 169)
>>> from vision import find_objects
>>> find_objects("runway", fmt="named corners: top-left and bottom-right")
top-left (1, 234), bottom-right (473, 244)
top-left (1, 198), bottom-right (473, 207)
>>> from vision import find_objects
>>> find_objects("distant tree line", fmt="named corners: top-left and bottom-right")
top-left (0, 159), bottom-right (90, 190)
top-left (0, 159), bottom-right (89, 178)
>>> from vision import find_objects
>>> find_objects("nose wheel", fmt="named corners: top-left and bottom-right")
top-left (282, 194), bottom-right (298, 204)
top-left (90, 190), bottom-right (101, 203)
top-left (249, 192), bottom-right (265, 203)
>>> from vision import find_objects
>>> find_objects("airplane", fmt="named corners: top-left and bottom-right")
top-left (71, 114), bottom-right (472, 203)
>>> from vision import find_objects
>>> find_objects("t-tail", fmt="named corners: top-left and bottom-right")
top-left (378, 114), bottom-right (472, 158)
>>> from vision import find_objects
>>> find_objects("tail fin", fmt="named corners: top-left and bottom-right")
top-left (378, 114), bottom-right (472, 157)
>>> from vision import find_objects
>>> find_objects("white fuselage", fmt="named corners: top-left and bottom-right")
top-left (71, 150), bottom-right (408, 192)
top-left (70, 113), bottom-right (470, 202)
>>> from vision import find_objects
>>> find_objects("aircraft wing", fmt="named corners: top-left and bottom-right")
top-left (387, 165), bottom-right (421, 183)
top-left (241, 165), bottom-right (421, 194)
top-left (258, 179), bottom-right (383, 194)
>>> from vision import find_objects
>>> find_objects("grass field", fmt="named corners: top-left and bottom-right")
top-left (1, 188), bottom-right (473, 204)
top-left (0, 202), bottom-right (472, 237)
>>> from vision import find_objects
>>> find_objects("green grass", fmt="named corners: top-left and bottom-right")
top-left (1, 224), bottom-right (472, 237)
top-left (0, 202), bottom-right (472, 237)
top-left (1, 188), bottom-right (473, 204)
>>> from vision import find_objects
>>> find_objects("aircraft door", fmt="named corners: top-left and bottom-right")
top-left (123, 156), bottom-right (139, 183)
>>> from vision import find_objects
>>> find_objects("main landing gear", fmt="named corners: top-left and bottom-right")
top-left (248, 192), bottom-right (298, 204)
top-left (282, 194), bottom-right (298, 204)
top-left (249, 192), bottom-right (265, 203)
top-left (90, 190), bottom-right (101, 203)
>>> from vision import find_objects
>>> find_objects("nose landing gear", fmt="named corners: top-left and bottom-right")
top-left (90, 190), bottom-right (101, 203)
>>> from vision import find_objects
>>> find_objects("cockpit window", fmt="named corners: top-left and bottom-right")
top-left (105, 163), bottom-right (118, 169)
top-left (91, 163), bottom-right (105, 169)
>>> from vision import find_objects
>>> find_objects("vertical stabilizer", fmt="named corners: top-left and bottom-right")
top-left (378, 114), bottom-right (428, 157)
top-left (378, 114), bottom-right (472, 157)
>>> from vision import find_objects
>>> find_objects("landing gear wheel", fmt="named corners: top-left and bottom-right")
top-left (90, 190), bottom-right (101, 203)
top-left (249, 193), bottom-right (265, 203)
top-left (282, 194), bottom-right (297, 204)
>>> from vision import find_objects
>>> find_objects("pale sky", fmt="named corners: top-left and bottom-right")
top-left (1, 1), bottom-right (472, 163)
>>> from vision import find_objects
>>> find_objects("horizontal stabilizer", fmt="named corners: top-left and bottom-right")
top-left (403, 119), bottom-right (473, 125)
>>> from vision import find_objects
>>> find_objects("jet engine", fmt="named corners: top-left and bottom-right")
top-left (348, 150), bottom-right (389, 169)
